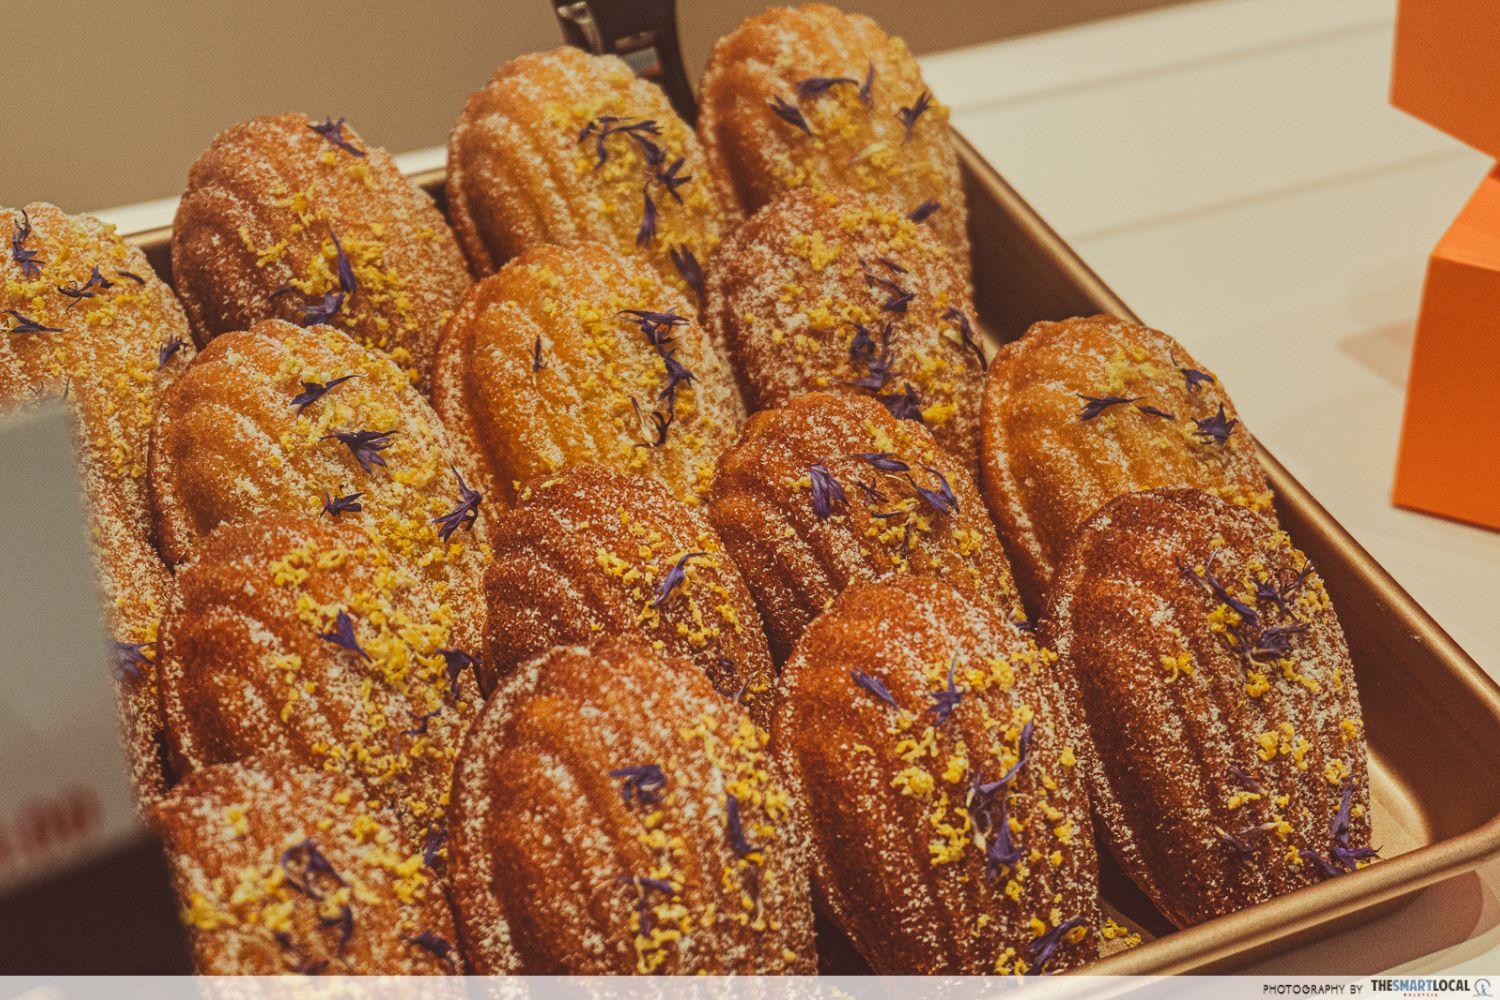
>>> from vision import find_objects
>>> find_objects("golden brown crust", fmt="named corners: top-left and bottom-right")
top-left (703, 188), bottom-right (983, 467)
top-left (171, 112), bottom-right (471, 388)
top-left (147, 318), bottom-right (488, 651)
top-left (1039, 489), bottom-right (1372, 927)
top-left (448, 636), bottom-right (815, 974)
top-left (709, 391), bottom-right (1021, 662)
top-left (157, 515), bottom-right (482, 844)
top-left (698, 3), bottom-right (969, 268)
top-left (773, 575), bottom-right (1099, 974)
top-left (980, 315), bottom-right (1272, 603)
top-left (481, 465), bottom-right (775, 723)
top-left (431, 242), bottom-right (743, 507)
top-left (151, 755), bottom-right (459, 974)
top-left (1, 202), bottom-right (195, 803)
top-left (445, 46), bottom-right (731, 297)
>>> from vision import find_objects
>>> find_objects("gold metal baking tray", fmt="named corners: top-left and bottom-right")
top-left (116, 134), bottom-right (1500, 975)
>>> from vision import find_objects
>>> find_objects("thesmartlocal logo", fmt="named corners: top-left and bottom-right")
top-left (1367, 979), bottom-right (1489, 998)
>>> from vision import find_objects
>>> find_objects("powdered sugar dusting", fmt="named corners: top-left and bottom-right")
top-left (446, 46), bottom-right (732, 298)
top-left (431, 242), bottom-right (743, 507)
top-left (480, 464), bottom-right (775, 723)
top-left (709, 391), bottom-right (1021, 662)
top-left (981, 314), bottom-right (1272, 603)
top-left (171, 112), bottom-right (471, 390)
top-left (447, 636), bottom-right (814, 973)
top-left (698, 3), bottom-right (970, 269)
top-left (703, 188), bottom-right (982, 467)
top-left (1040, 489), bottom-right (1371, 927)
top-left (151, 755), bottom-right (458, 973)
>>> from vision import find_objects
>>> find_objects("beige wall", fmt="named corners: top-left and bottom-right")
top-left (0, 0), bottom-right (1187, 213)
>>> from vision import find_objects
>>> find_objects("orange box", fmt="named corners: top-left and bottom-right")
top-left (1393, 165), bottom-right (1500, 531)
top-left (1392, 0), bottom-right (1500, 159)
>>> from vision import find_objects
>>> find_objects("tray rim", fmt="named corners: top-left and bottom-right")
top-left (114, 142), bottom-right (1500, 976)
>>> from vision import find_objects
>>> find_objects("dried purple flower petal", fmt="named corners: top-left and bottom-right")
top-left (400, 708), bottom-right (442, 740)
top-left (876, 382), bottom-right (925, 423)
top-left (115, 270), bottom-right (146, 285)
top-left (1181, 367), bottom-right (1216, 391)
top-left (1137, 404), bottom-right (1176, 420)
top-left (432, 465), bottom-right (482, 543)
top-left (850, 668), bottom-right (898, 709)
top-left (1226, 763), bottom-right (1263, 794)
top-left (1216, 825), bottom-right (1255, 857)
top-left (618, 309), bottom-right (688, 346)
top-left (726, 792), bottom-right (755, 857)
top-left (843, 321), bottom-right (893, 390)
top-left (926, 657), bottom-right (964, 726)
top-left (1193, 404), bottom-right (1237, 445)
top-left (1299, 848), bottom-right (1344, 878)
top-left (984, 798), bottom-right (1023, 880)
top-left (319, 904), bottom-right (355, 956)
top-left (328, 225), bottom-right (357, 298)
top-left (907, 199), bottom-right (941, 223)
top-left (322, 428), bottom-right (396, 473)
top-left (531, 335), bottom-right (546, 372)
top-left (320, 489), bottom-right (363, 519)
top-left (316, 609), bottom-right (370, 662)
top-left (654, 157), bottom-right (692, 203)
top-left (112, 640), bottom-right (152, 682)
top-left (608, 763), bottom-right (667, 807)
top-left (631, 395), bottom-right (673, 448)
top-left (808, 464), bottom-right (848, 520)
top-left (652, 551), bottom-right (707, 607)
top-left (579, 117), bottom-right (662, 169)
top-left (279, 839), bottom-right (345, 899)
top-left (636, 186), bottom-right (658, 248)
top-left (421, 823), bottom-right (447, 868)
top-left (290, 374), bottom-right (360, 414)
top-left (898, 90), bottom-right (933, 142)
top-left (10, 209), bottom-right (42, 279)
top-left (1248, 622), bottom-right (1309, 663)
top-left (57, 267), bottom-right (111, 305)
top-left (618, 875), bottom-right (676, 896)
top-left (865, 271), bottom-right (913, 313)
top-left (6, 310), bottom-right (63, 335)
top-left (796, 76), bottom-right (859, 99)
top-left (908, 466), bottom-right (958, 515)
top-left (856, 451), bottom-right (909, 473)
top-left (1078, 394), bottom-right (1142, 421)
top-left (438, 647), bottom-right (476, 699)
top-left (859, 62), bottom-right (876, 106)
top-left (293, 289), bottom-right (344, 327)
top-left (157, 336), bottom-right (186, 370)
top-left (942, 307), bottom-right (986, 370)
top-left (769, 95), bottom-right (813, 135)
top-left (669, 244), bottom-right (703, 297)
top-left (308, 116), bottom-right (365, 157)
top-left (853, 480), bottom-right (887, 504)
top-left (405, 931), bottom-right (456, 965)
top-left (977, 719), bottom-right (1035, 794)
top-left (1181, 549), bottom-right (1260, 627)
top-left (1026, 916), bottom-right (1087, 972)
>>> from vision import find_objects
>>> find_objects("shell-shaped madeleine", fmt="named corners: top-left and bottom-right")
top-left (1039, 489), bottom-right (1372, 927)
top-left (431, 242), bottom-right (743, 507)
top-left (709, 391), bottom-right (1021, 662)
top-left (148, 318), bottom-right (488, 650)
top-left (698, 3), bottom-right (969, 267)
top-left (483, 465), bottom-right (774, 722)
top-left (2, 202), bottom-right (195, 801)
top-left (151, 756), bottom-right (459, 975)
top-left (448, 636), bottom-right (815, 974)
top-left (445, 46), bottom-right (730, 297)
top-left (171, 112), bottom-right (471, 388)
top-left (980, 315), bottom-right (1271, 602)
top-left (157, 515), bottom-right (483, 843)
top-left (703, 189), bottom-right (983, 467)
top-left (774, 575), bottom-right (1099, 974)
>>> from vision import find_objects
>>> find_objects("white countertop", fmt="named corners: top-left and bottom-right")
top-left (923, 0), bottom-right (1500, 974)
top-left (92, 0), bottom-right (1499, 975)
